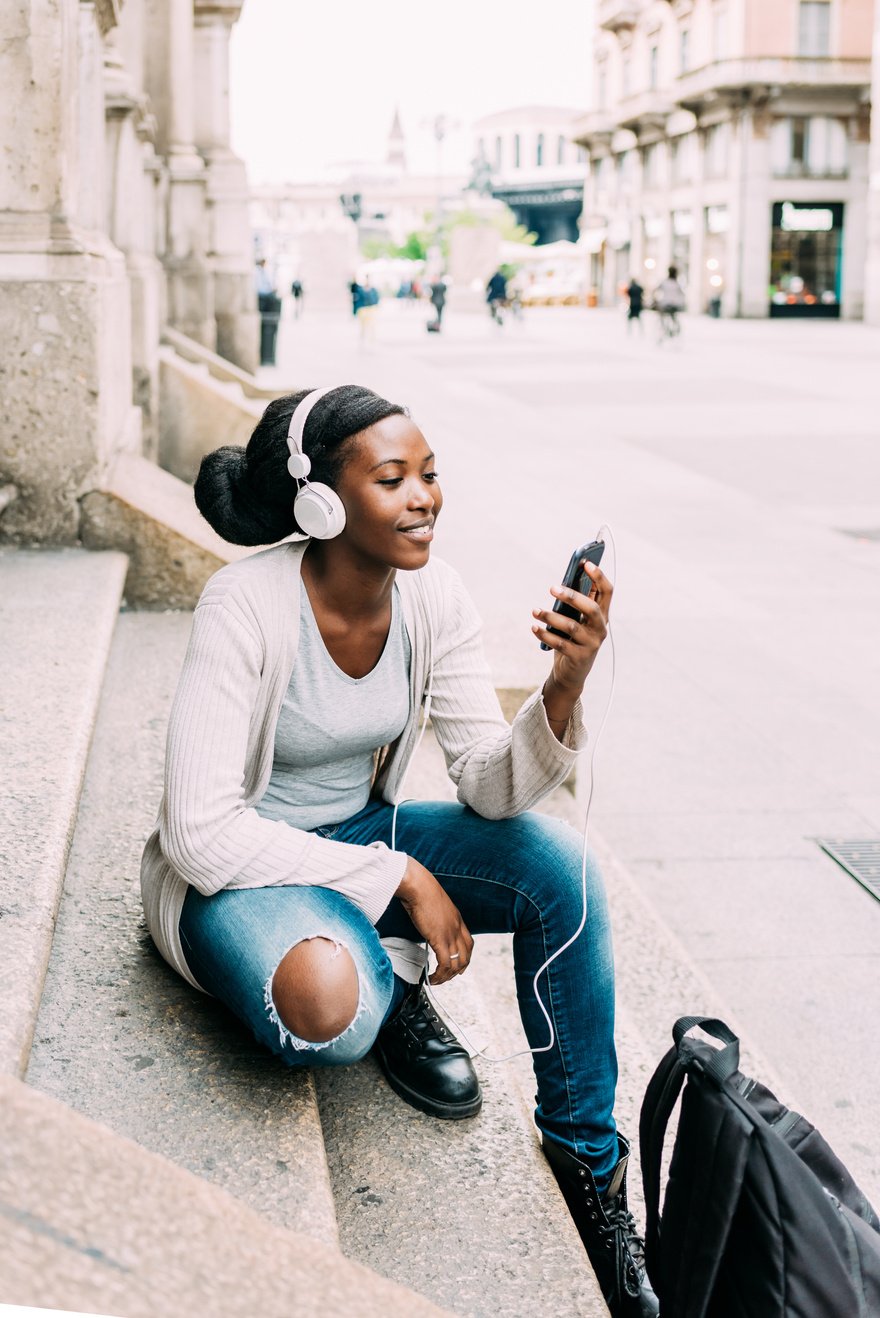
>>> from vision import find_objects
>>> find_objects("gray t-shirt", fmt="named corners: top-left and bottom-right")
top-left (257, 584), bottom-right (411, 831)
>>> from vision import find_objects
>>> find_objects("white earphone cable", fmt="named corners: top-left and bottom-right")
top-left (415, 524), bottom-right (618, 1063)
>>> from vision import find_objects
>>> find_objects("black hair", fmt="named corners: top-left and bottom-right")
top-left (194, 385), bottom-right (407, 545)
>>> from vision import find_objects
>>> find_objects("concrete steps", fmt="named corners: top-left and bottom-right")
top-left (0, 1072), bottom-right (448, 1318)
top-left (0, 547), bottom-right (128, 1077)
top-left (25, 612), bottom-right (338, 1248)
top-left (7, 567), bottom-right (781, 1318)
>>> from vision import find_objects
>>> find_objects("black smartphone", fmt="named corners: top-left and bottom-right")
top-left (540, 540), bottom-right (605, 651)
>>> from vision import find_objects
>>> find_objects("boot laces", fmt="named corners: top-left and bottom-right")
top-left (604, 1199), bottom-right (647, 1276)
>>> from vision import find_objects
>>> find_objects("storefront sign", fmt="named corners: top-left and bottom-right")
top-left (779, 202), bottom-right (834, 232)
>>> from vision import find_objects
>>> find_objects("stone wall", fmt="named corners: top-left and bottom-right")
top-left (0, 0), bottom-right (258, 546)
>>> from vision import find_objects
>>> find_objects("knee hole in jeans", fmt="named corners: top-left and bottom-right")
top-left (269, 936), bottom-right (360, 1043)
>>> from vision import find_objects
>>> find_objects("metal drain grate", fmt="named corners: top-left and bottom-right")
top-left (815, 838), bottom-right (880, 902)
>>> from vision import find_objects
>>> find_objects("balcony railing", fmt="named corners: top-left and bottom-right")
top-left (675, 56), bottom-right (871, 110)
top-left (616, 88), bottom-right (677, 133)
top-left (598, 0), bottom-right (640, 34)
top-left (572, 110), bottom-right (618, 148)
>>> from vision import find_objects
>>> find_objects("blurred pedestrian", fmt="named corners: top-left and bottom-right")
top-left (625, 277), bottom-right (644, 335)
top-left (653, 265), bottom-right (686, 343)
top-left (290, 279), bottom-right (304, 320)
top-left (486, 268), bottom-right (508, 325)
top-left (428, 276), bottom-right (447, 332)
top-left (357, 277), bottom-right (380, 345)
top-left (255, 259), bottom-right (281, 366)
top-left (349, 278), bottom-right (363, 318)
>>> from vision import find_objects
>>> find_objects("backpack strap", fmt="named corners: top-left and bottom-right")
top-left (640, 1017), bottom-right (742, 1284)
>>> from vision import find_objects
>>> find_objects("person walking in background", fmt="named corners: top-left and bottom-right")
top-left (486, 268), bottom-right (508, 325)
top-left (255, 259), bottom-right (281, 367)
top-left (428, 276), bottom-right (447, 333)
top-left (625, 276), bottom-right (644, 335)
top-left (290, 278), bottom-right (304, 320)
top-left (357, 277), bottom-right (380, 346)
top-left (348, 277), bottom-right (363, 318)
top-left (653, 265), bottom-right (686, 343)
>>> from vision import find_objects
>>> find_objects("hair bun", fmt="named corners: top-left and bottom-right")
top-left (194, 445), bottom-right (279, 546)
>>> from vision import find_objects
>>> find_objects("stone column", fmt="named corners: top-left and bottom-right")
top-left (193, 0), bottom-right (258, 372)
top-left (863, 8), bottom-right (880, 325)
top-left (104, 23), bottom-right (164, 454)
top-left (163, 0), bottom-right (215, 347)
top-left (729, 104), bottom-right (771, 318)
top-left (0, 0), bottom-right (136, 543)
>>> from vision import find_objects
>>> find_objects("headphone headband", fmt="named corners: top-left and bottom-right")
top-left (286, 385), bottom-right (345, 478)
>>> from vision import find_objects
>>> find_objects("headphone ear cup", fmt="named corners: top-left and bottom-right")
top-left (294, 482), bottom-right (346, 539)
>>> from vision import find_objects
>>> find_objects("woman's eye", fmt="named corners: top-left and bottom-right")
top-left (377, 478), bottom-right (403, 487)
top-left (424, 472), bottom-right (439, 482)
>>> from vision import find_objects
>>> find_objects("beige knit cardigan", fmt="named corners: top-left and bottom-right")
top-left (141, 540), bottom-right (585, 989)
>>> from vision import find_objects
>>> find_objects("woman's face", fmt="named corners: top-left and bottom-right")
top-left (333, 414), bottom-right (442, 570)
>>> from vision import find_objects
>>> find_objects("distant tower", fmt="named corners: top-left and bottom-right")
top-left (387, 106), bottom-right (407, 173)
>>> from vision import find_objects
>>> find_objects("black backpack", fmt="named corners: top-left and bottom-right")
top-left (640, 1016), bottom-right (880, 1317)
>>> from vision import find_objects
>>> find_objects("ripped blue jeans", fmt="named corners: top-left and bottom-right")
top-left (178, 799), bottom-right (619, 1185)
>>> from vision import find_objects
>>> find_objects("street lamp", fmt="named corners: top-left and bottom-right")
top-left (339, 192), bottom-right (363, 226)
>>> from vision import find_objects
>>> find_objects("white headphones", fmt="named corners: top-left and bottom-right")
top-left (286, 386), bottom-right (347, 539)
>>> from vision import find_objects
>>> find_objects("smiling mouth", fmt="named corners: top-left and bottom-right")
top-left (399, 521), bottom-right (434, 538)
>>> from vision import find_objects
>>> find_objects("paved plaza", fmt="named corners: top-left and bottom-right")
top-left (267, 298), bottom-right (880, 1200)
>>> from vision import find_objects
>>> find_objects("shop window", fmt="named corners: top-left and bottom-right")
top-left (769, 200), bottom-right (843, 317)
top-left (680, 28), bottom-right (690, 73)
top-left (577, 145), bottom-right (588, 164)
top-left (536, 133), bottom-right (544, 167)
top-left (495, 136), bottom-right (503, 170)
top-left (649, 45), bottom-right (659, 91)
top-left (558, 134), bottom-right (567, 165)
top-left (513, 133), bottom-right (521, 168)
top-left (799, 1), bottom-right (831, 57)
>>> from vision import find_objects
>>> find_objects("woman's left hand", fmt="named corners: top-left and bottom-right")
top-left (532, 560), bottom-right (613, 699)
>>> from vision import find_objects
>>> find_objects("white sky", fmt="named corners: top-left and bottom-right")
top-left (230, 0), bottom-right (595, 184)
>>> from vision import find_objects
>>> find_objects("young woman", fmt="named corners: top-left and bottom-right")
top-left (140, 384), bottom-right (657, 1318)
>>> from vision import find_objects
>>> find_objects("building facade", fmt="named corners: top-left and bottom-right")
top-left (0, 0), bottom-right (255, 543)
top-left (575, 0), bottom-right (873, 318)
top-left (472, 107), bottom-right (589, 244)
top-left (864, 0), bottom-right (880, 324)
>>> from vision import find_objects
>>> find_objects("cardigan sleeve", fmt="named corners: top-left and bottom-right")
top-left (158, 600), bottom-right (405, 923)
top-left (427, 571), bottom-right (587, 819)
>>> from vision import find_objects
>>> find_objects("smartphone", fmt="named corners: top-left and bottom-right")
top-left (540, 540), bottom-right (606, 651)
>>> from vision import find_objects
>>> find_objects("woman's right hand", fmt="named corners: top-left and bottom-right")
top-left (395, 857), bottom-right (474, 986)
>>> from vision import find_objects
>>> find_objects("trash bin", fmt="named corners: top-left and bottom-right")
top-left (708, 296), bottom-right (722, 319)
top-left (258, 292), bottom-right (282, 365)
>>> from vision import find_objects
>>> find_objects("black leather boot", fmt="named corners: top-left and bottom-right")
top-left (374, 979), bottom-right (482, 1119)
top-left (543, 1134), bottom-right (659, 1317)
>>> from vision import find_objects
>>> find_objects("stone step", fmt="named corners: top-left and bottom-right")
top-left (25, 611), bottom-right (339, 1249)
top-left (0, 1073), bottom-right (450, 1318)
top-left (0, 546), bottom-right (128, 1079)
